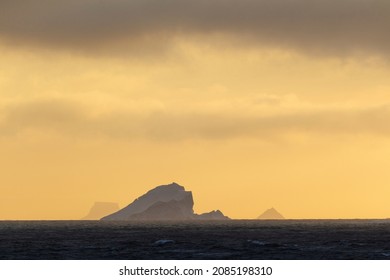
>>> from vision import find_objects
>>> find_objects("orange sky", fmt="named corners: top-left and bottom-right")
top-left (1, 0), bottom-right (390, 219)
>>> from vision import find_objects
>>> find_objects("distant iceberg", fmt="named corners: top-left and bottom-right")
top-left (257, 207), bottom-right (285, 220)
top-left (82, 202), bottom-right (120, 220)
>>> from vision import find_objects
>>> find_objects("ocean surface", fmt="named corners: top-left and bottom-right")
top-left (1, 220), bottom-right (390, 260)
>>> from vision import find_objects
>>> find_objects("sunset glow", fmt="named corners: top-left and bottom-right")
top-left (1, 0), bottom-right (390, 219)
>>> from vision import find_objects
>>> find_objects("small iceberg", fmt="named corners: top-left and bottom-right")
top-left (154, 239), bottom-right (175, 246)
top-left (247, 240), bottom-right (266, 246)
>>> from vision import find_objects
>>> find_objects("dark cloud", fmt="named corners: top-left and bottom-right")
top-left (0, 0), bottom-right (389, 56)
top-left (1, 99), bottom-right (390, 141)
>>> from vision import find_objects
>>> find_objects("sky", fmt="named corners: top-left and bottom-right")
top-left (1, 0), bottom-right (390, 219)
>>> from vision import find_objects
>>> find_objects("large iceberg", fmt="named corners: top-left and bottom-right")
top-left (101, 182), bottom-right (229, 221)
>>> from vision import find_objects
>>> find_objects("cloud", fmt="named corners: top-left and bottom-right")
top-left (1, 99), bottom-right (390, 141)
top-left (0, 0), bottom-right (389, 57)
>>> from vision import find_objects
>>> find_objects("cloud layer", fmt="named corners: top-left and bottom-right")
top-left (1, 0), bottom-right (389, 56)
top-left (1, 99), bottom-right (390, 141)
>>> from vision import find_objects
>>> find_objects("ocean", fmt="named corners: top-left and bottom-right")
top-left (1, 220), bottom-right (390, 260)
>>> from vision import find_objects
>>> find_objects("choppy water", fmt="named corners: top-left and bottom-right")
top-left (1, 220), bottom-right (390, 259)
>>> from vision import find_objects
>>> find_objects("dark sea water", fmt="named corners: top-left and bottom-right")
top-left (1, 220), bottom-right (390, 260)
